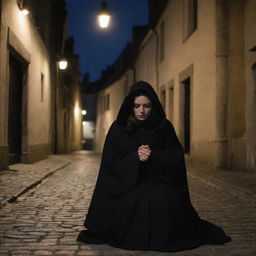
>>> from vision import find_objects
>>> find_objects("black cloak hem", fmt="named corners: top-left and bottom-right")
top-left (77, 228), bottom-right (231, 253)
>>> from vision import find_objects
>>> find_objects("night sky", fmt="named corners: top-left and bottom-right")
top-left (65, 0), bottom-right (148, 82)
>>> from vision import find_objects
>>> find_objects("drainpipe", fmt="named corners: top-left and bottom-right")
top-left (131, 66), bottom-right (136, 83)
top-left (215, 0), bottom-right (228, 169)
top-left (54, 61), bottom-right (59, 154)
top-left (151, 29), bottom-right (159, 94)
top-left (0, 0), bottom-right (2, 35)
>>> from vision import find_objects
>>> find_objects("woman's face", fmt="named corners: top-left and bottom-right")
top-left (133, 95), bottom-right (152, 121)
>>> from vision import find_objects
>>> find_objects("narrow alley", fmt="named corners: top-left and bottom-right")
top-left (1, 1), bottom-right (256, 255)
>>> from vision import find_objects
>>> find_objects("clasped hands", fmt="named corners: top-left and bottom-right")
top-left (138, 145), bottom-right (151, 162)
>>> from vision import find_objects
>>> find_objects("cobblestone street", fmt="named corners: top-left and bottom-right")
top-left (0, 151), bottom-right (255, 256)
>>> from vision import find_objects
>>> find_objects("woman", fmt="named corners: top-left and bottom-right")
top-left (77, 81), bottom-right (231, 252)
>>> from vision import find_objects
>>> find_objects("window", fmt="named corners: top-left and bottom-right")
top-left (40, 73), bottom-right (44, 102)
top-left (124, 77), bottom-right (129, 94)
top-left (100, 93), bottom-right (110, 113)
top-left (159, 20), bottom-right (165, 62)
top-left (100, 94), bottom-right (104, 113)
top-left (160, 88), bottom-right (166, 110)
top-left (183, 0), bottom-right (197, 40)
top-left (252, 63), bottom-right (256, 94)
top-left (169, 87), bottom-right (174, 123)
top-left (105, 94), bottom-right (110, 111)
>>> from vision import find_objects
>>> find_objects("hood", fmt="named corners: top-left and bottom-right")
top-left (116, 81), bottom-right (166, 130)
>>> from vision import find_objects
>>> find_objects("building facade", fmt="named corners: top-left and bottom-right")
top-left (56, 37), bottom-right (82, 154)
top-left (0, 0), bottom-right (82, 170)
top-left (80, 75), bottom-right (97, 150)
top-left (94, 0), bottom-right (256, 172)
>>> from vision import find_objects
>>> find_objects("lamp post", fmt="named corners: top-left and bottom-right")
top-left (97, 2), bottom-right (111, 29)
top-left (55, 57), bottom-right (68, 154)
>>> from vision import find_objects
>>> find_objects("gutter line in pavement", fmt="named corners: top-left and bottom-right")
top-left (0, 162), bottom-right (71, 208)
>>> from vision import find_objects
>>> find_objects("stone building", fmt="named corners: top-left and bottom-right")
top-left (0, 0), bottom-right (82, 170)
top-left (80, 74), bottom-right (97, 150)
top-left (56, 37), bottom-right (82, 154)
top-left (93, 0), bottom-right (256, 172)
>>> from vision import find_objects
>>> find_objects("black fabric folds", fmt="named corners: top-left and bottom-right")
top-left (77, 81), bottom-right (231, 252)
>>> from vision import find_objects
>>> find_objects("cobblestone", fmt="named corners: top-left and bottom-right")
top-left (0, 155), bottom-right (72, 207)
top-left (0, 151), bottom-right (255, 256)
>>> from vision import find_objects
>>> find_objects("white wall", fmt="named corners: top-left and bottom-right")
top-left (134, 0), bottom-right (217, 163)
top-left (95, 71), bottom-right (133, 152)
top-left (1, 0), bottom-right (52, 146)
top-left (244, 0), bottom-right (256, 171)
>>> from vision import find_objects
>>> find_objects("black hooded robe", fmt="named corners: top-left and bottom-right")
top-left (77, 81), bottom-right (231, 252)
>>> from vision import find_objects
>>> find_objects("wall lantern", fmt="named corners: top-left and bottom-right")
top-left (97, 2), bottom-right (111, 28)
top-left (17, 0), bottom-right (30, 15)
top-left (81, 109), bottom-right (87, 116)
top-left (58, 58), bottom-right (68, 70)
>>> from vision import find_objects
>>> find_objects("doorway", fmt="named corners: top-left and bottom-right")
top-left (8, 54), bottom-right (26, 164)
top-left (182, 78), bottom-right (191, 153)
top-left (160, 88), bottom-right (166, 110)
top-left (168, 87), bottom-right (174, 123)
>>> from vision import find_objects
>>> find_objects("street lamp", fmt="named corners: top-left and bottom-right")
top-left (58, 58), bottom-right (68, 70)
top-left (97, 2), bottom-right (111, 29)
top-left (17, 0), bottom-right (30, 15)
top-left (55, 57), bottom-right (68, 153)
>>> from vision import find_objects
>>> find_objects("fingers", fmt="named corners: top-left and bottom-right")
top-left (139, 145), bottom-right (149, 150)
top-left (139, 147), bottom-right (151, 155)
top-left (140, 150), bottom-right (150, 157)
top-left (140, 156), bottom-right (147, 161)
top-left (138, 145), bottom-right (151, 162)
top-left (138, 154), bottom-right (148, 161)
top-left (139, 144), bottom-right (151, 150)
top-left (138, 151), bottom-right (150, 158)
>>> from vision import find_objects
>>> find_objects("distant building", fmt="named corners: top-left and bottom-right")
top-left (57, 36), bottom-right (82, 153)
top-left (80, 75), bottom-right (97, 150)
top-left (0, 0), bottom-right (82, 170)
top-left (93, 0), bottom-right (256, 172)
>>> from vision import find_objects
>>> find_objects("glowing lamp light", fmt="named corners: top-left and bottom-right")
top-left (21, 8), bottom-right (29, 16)
top-left (82, 121), bottom-right (86, 126)
top-left (97, 2), bottom-right (111, 29)
top-left (81, 110), bottom-right (87, 116)
top-left (74, 106), bottom-right (80, 117)
top-left (58, 59), bottom-right (68, 70)
top-left (98, 14), bottom-right (110, 28)
top-left (17, 0), bottom-right (29, 15)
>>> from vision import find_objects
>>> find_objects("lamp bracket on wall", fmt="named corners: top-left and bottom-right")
top-left (17, 0), bottom-right (29, 15)
top-left (17, 0), bottom-right (24, 9)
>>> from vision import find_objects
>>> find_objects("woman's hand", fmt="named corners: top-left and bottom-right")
top-left (138, 145), bottom-right (151, 162)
